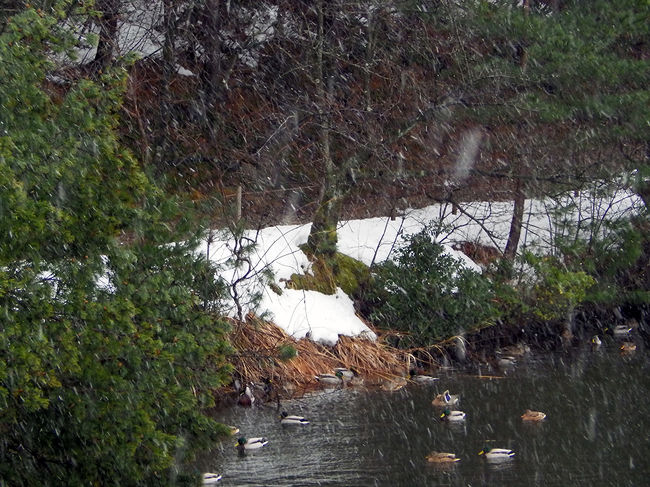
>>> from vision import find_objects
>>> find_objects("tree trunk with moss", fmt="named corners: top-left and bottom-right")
top-left (306, 0), bottom-right (341, 258)
top-left (308, 178), bottom-right (342, 258)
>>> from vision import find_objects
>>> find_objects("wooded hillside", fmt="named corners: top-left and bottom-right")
top-left (9, 0), bottom-right (645, 230)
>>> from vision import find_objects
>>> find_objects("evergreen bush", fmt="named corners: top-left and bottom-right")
top-left (0, 8), bottom-right (231, 485)
top-left (364, 225), bottom-right (498, 348)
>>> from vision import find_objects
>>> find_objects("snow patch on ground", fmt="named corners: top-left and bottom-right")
top-left (206, 190), bottom-right (641, 346)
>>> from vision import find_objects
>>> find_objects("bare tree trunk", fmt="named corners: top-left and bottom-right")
top-left (92, 0), bottom-right (120, 74)
top-left (504, 2), bottom-right (530, 261)
top-left (200, 0), bottom-right (223, 126)
top-left (636, 142), bottom-right (650, 210)
top-left (504, 176), bottom-right (525, 260)
top-left (307, 0), bottom-right (340, 257)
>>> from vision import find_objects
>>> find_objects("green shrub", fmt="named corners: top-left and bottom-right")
top-left (0, 10), bottom-right (231, 485)
top-left (558, 216), bottom-right (649, 308)
top-left (523, 253), bottom-right (596, 321)
top-left (364, 225), bottom-right (499, 348)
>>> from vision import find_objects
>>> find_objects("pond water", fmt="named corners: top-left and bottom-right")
top-left (197, 339), bottom-right (649, 486)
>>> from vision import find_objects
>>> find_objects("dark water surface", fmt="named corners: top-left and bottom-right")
top-left (199, 342), bottom-right (649, 486)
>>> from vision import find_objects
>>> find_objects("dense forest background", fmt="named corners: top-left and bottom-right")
top-left (1, 0), bottom-right (648, 485)
top-left (21, 1), bottom-right (650, 236)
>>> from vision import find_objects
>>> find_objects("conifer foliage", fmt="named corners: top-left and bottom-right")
top-left (0, 7), bottom-right (230, 485)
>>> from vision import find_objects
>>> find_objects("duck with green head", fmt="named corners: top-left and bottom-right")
top-left (235, 437), bottom-right (268, 453)
top-left (315, 370), bottom-right (344, 386)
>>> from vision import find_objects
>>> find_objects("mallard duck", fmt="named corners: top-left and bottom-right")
top-left (228, 425), bottom-right (240, 436)
top-left (478, 447), bottom-right (515, 462)
top-left (426, 451), bottom-right (460, 463)
top-left (521, 409), bottom-right (546, 422)
top-left (440, 409), bottom-right (466, 422)
top-left (497, 355), bottom-right (517, 370)
top-left (237, 384), bottom-right (255, 407)
top-left (346, 374), bottom-right (365, 387)
top-left (610, 325), bottom-right (632, 337)
top-left (202, 473), bottom-right (222, 485)
top-left (620, 342), bottom-right (637, 353)
top-left (235, 437), bottom-right (268, 452)
top-left (411, 374), bottom-right (439, 384)
top-left (280, 411), bottom-right (309, 425)
top-left (333, 367), bottom-right (355, 380)
top-left (432, 390), bottom-right (459, 407)
top-left (250, 377), bottom-right (274, 400)
top-left (315, 371), bottom-right (343, 385)
top-left (591, 335), bottom-right (602, 347)
top-left (381, 376), bottom-right (408, 392)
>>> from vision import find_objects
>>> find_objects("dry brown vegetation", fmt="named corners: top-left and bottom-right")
top-left (225, 313), bottom-right (419, 399)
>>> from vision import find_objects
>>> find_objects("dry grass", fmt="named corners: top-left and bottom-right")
top-left (225, 314), bottom-right (413, 398)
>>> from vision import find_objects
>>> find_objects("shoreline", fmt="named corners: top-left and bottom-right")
top-left (214, 313), bottom-right (646, 409)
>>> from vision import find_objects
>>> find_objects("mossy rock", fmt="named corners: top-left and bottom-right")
top-left (287, 247), bottom-right (369, 296)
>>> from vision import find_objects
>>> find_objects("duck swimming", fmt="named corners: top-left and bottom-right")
top-left (315, 371), bottom-right (344, 386)
top-left (497, 343), bottom-right (530, 357)
top-left (497, 355), bottom-right (517, 371)
top-left (620, 342), bottom-right (637, 353)
top-left (280, 411), bottom-right (310, 425)
top-left (411, 373), bottom-right (439, 384)
top-left (381, 376), bottom-right (408, 392)
top-left (440, 409), bottom-right (466, 422)
top-left (432, 390), bottom-right (459, 407)
top-left (235, 437), bottom-right (268, 452)
top-left (521, 409), bottom-right (546, 422)
top-left (237, 384), bottom-right (255, 407)
top-left (610, 325), bottom-right (632, 337)
top-left (478, 447), bottom-right (515, 462)
top-left (202, 473), bottom-right (222, 484)
top-left (426, 451), bottom-right (460, 463)
top-left (333, 367), bottom-right (355, 380)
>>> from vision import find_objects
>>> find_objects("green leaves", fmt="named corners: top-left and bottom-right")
top-left (1, 6), bottom-right (231, 485)
top-left (524, 253), bottom-right (596, 321)
top-left (365, 225), bottom-right (499, 348)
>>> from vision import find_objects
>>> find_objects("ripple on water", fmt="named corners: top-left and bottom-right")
top-left (199, 348), bottom-right (649, 486)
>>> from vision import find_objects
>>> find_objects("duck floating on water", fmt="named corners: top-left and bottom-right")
top-left (426, 451), bottom-right (460, 463)
top-left (202, 473), bottom-right (222, 485)
top-left (609, 325), bottom-right (632, 337)
top-left (315, 371), bottom-right (344, 386)
top-left (497, 355), bottom-right (517, 371)
top-left (381, 376), bottom-right (408, 392)
top-left (235, 437), bottom-right (268, 452)
top-left (591, 335), bottom-right (602, 348)
top-left (620, 342), bottom-right (637, 353)
top-left (432, 390), bottom-right (459, 407)
top-left (333, 367), bottom-right (364, 386)
top-left (410, 370), bottom-right (439, 384)
top-left (478, 447), bottom-right (515, 462)
top-left (521, 409), bottom-right (546, 422)
top-left (333, 367), bottom-right (355, 380)
top-left (496, 342), bottom-right (530, 357)
top-left (280, 411), bottom-right (310, 425)
top-left (237, 384), bottom-right (255, 407)
top-left (440, 409), bottom-right (466, 422)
